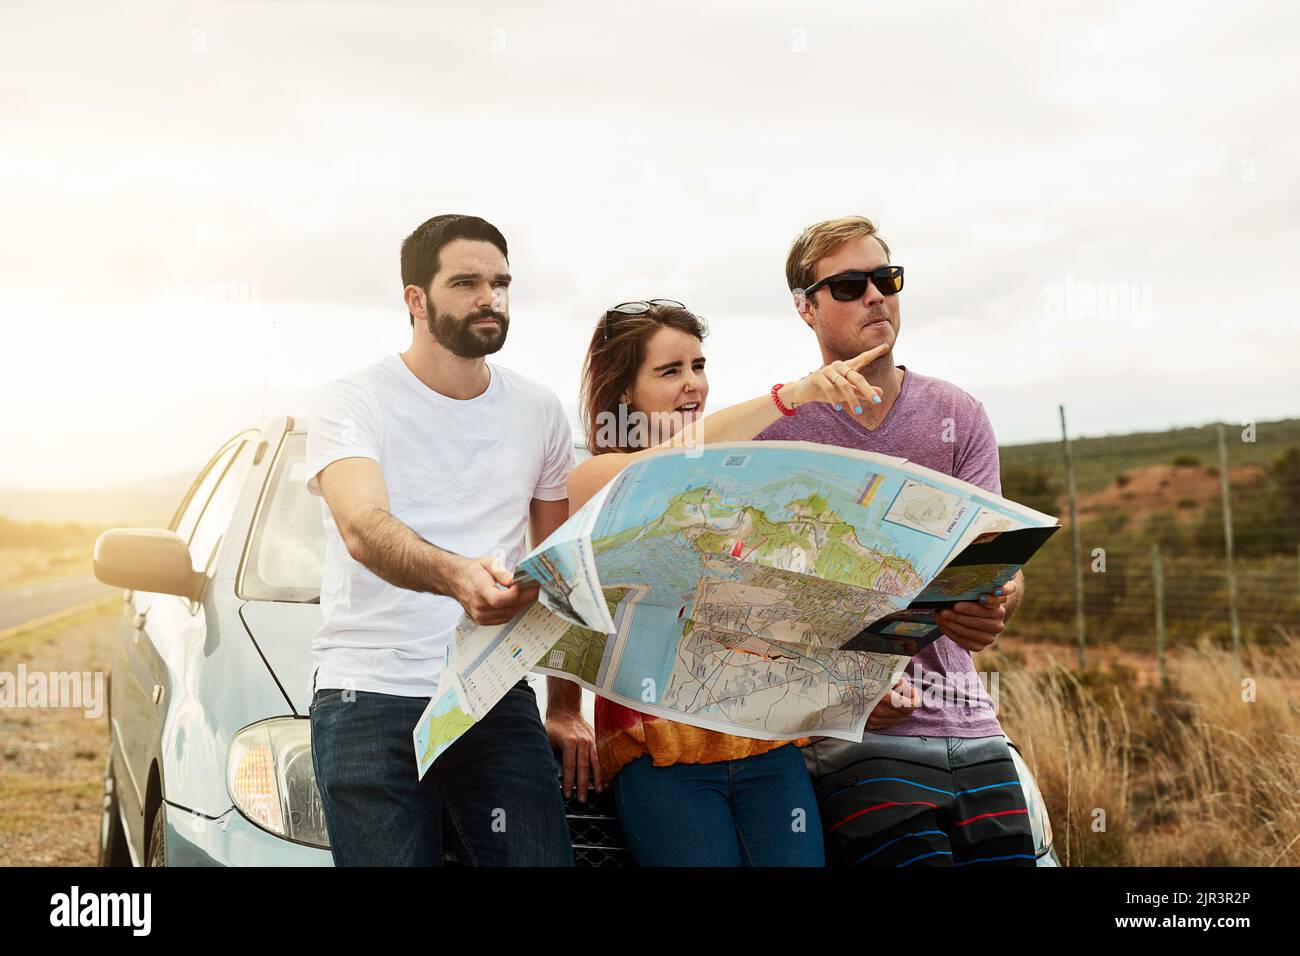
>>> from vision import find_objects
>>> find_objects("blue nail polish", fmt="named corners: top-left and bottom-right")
top-left (979, 595), bottom-right (989, 605)
top-left (872, 394), bottom-right (883, 405)
top-left (835, 403), bottom-right (842, 411)
top-left (995, 588), bottom-right (1004, 596)
top-left (854, 405), bottom-right (862, 414)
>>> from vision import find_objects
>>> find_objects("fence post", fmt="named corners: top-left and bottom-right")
top-left (1216, 423), bottom-right (1243, 674)
top-left (1153, 542), bottom-right (1168, 691)
top-left (1060, 404), bottom-right (1086, 670)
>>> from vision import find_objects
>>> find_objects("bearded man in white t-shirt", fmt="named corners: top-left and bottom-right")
top-left (306, 214), bottom-right (593, 866)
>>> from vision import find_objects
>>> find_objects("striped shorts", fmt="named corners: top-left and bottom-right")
top-left (803, 733), bottom-right (1037, 867)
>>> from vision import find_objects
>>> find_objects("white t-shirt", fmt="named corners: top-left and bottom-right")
top-left (305, 354), bottom-right (575, 698)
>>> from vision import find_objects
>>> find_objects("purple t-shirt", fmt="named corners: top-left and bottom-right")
top-left (754, 365), bottom-right (1004, 738)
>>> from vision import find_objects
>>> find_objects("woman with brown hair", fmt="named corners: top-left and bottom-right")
top-left (560, 298), bottom-right (885, 866)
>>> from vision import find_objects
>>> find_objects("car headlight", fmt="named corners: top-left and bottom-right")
top-left (227, 718), bottom-right (330, 849)
top-left (1007, 740), bottom-right (1057, 865)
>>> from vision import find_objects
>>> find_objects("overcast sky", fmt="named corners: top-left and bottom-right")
top-left (2, 0), bottom-right (1298, 488)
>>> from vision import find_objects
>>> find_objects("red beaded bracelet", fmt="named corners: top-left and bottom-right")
top-left (771, 383), bottom-right (797, 416)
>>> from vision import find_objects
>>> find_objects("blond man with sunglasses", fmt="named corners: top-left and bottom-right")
top-left (754, 216), bottom-right (1037, 868)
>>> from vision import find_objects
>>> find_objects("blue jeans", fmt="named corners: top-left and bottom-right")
top-left (613, 744), bottom-right (824, 866)
top-left (310, 679), bottom-right (572, 866)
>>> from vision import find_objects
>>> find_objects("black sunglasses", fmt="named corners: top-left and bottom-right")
top-left (602, 299), bottom-right (686, 341)
top-left (801, 266), bottom-right (904, 302)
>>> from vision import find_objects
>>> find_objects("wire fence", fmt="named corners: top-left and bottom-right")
top-left (1000, 413), bottom-right (1300, 674)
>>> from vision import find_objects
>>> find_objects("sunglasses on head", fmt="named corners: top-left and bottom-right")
top-left (801, 266), bottom-right (904, 302)
top-left (602, 299), bottom-right (686, 341)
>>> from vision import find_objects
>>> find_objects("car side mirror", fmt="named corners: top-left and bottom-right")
top-left (93, 528), bottom-right (204, 601)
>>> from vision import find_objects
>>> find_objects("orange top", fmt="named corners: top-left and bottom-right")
top-left (596, 696), bottom-right (810, 778)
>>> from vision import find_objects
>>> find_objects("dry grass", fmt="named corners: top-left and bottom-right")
top-left (0, 602), bottom-right (116, 865)
top-left (994, 635), bottom-right (1300, 866)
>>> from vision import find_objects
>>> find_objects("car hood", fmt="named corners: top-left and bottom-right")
top-left (238, 601), bottom-right (321, 716)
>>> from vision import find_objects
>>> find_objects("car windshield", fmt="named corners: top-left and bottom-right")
top-left (240, 433), bottom-right (325, 603)
top-left (239, 433), bottom-right (589, 604)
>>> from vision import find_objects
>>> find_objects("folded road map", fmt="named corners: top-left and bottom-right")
top-left (415, 441), bottom-right (1059, 778)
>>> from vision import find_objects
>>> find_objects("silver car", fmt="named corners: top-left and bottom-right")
top-left (93, 416), bottom-right (1057, 866)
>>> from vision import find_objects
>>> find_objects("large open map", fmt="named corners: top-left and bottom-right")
top-left (414, 440), bottom-right (1058, 778)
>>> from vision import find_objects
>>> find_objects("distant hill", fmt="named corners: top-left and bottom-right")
top-left (1000, 417), bottom-right (1300, 497)
top-left (0, 472), bottom-right (193, 527)
top-left (1075, 462), bottom-right (1267, 525)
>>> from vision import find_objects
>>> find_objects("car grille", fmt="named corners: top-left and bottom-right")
top-left (562, 783), bottom-right (634, 867)
top-left (438, 772), bottom-right (634, 867)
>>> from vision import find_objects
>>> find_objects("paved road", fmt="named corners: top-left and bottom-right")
top-left (0, 575), bottom-right (116, 633)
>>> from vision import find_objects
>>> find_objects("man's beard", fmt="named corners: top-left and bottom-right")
top-left (427, 306), bottom-right (510, 358)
